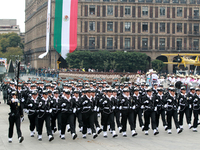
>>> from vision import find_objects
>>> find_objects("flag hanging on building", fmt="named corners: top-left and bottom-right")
top-left (39, 0), bottom-right (51, 59)
top-left (54, 0), bottom-right (78, 59)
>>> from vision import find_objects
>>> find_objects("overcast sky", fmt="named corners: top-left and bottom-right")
top-left (0, 0), bottom-right (25, 32)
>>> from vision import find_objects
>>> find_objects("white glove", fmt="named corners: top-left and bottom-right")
top-left (154, 107), bottom-right (157, 111)
top-left (28, 103), bottom-right (33, 107)
top-left (49, 109), bottom-right (52, 113)
top-left (112, 106), bottom-right (115, 110)
top-left (103, 100), bottom-right (107, 104)
top-left (167, 99), bottom-right (172, 103)
top-left (132, 106), bottom-right (136, 110)
top-left (62, 103), bottom-right (66, 107)
top-left (144, 100), bottom-right (149, 104)
top-left (73, 108), bottom-right (76, 113)
top-left (14, 99), bottom-right (19, 103)
top-left (21, 117), bottom-right (24, 122)
top-left (119, 106), bottom-right (122, 110)
top-left (97, 107), bottom-right (99, 112)
top-left (141, 105), bottom-right (145, 109)
top-left (94, 106), bottom-right (97, 111)
top-left (178, 106), bottom-right (180, 111)
top-left (38, 102), bottom-right (42, 107)
top-left (121, 99), bottom-right (125, 103)
top-left (21, 98), bottom-right (25, 102)
top-left (83, 100), bottom-right (88, 105)
top-left (164, 104), bottom-right (168, 108)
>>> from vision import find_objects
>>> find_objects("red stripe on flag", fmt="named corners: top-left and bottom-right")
top-left (69, 0), bottom-right (78, 53)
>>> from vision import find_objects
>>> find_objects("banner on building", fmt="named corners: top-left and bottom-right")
top-left (54, 0), bottom-right (78, 59)
top-left (38, 0), bottom-right (51, 59)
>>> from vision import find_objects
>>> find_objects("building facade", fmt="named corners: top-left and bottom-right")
top-left (0, 19), bottom-right (20, 35)
top-left (25, 0), bottom-right (200, 72)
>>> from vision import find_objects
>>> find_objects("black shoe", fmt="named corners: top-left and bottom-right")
top-left (97, 129), bottom-right (102, 134)
top-left (119, 129), bottom-right (123, 133)
top-left (93, 134), bottom-right (98, 139)
top-left (103, 135), bottom-right (107, 138)
top-left (189, 126), bottom-right (193, 129)
top-left (165, 126), bottom-right (168, 131)
top-left (178, 129), bottom-right (183, 134)
top-left (19, 136), bottom-right (24, 143)
top-left (61, 137), bottom-right (65, 140)
top-left (113, 134), bottom-right (118, 138)
top-left (49, 136), bottom-right (54, 142)
top-left (54, 128), bottom-right (57, 133)
top-left (132, 133), bottom-right (138, 137)
top-left (67, 129), bottom-right (71, 132)
top-left (72, 134), bottom-right (77, 140)
top-left (123, 134), bottom-right (127, 137)
top-left (154, 131), bottom-right (159, 135)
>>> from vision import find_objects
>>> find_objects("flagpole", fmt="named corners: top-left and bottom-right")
top-left (49, 0), bottom-right (52, 69)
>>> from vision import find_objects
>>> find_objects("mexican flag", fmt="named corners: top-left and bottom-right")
top-left (54, 0), bottom-right (78, 59)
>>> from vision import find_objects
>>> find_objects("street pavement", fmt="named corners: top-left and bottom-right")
top-left (0, 75), bottom-right (199, 150)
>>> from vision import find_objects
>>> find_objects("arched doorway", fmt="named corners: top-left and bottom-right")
top-left (156, 56), bottom-right (168, 73)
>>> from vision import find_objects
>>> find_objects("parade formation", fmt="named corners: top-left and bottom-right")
top-left (1, 74), bottom-right (200, 144)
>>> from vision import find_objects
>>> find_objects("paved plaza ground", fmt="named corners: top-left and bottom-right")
top-left (0, 75), bottom-right (199, 150)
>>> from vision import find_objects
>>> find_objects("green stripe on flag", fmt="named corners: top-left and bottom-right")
top-left (54, 0), bottom-right (63, 54)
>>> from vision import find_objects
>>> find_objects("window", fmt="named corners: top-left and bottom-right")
top-left (146, 0), bottom-right (153, 2)
top-left (160, 23), bottom-right (165, 32)
top-left (89, 37), bottom-right (95, 49)
top-left (125, 38), bottom-right (130, 49)
top-left (103, 0), bottom-right (110, 1)
top-left (107, 5), bottom-right (113, 15)
top-left (129, 0), bottom-right (135, 2)
top-left (125, 22), bottom-right (131, 31)
top-left (159, 38), bottom-right (165, 50)
top-left (173, 0), bottom-right (179, 3)
top-left (138, 0), bottom-right (144, 2)
top-left (177, 38), bottom-right (182, 50)
top-left (142, 6), bottom-right (148, 16)
top-left (156, 0), bottom-right (162, 3)
top-left (194, 8), bottom-right (199, 18)
top-left (125, 6), bottom-right (131, 15)
top-left (190, 0), bottom-right (196, 4)
top-left (121, 0), bottom-right (127, 2)
top-left (93, 0), bottom-right (100, 1)
top-left (194, 23), bottom-right (199, 34)
top-left (160, 7), bottom-right (165, 16)
top-left (89, 5), bottom-right (95, 15)
top-left (111, 0), bottom-right (118, 1)
top-left (180, 0), bottom-right (186, 3)
top-left (107, 37), bottom-right (113, 49)
top-left (89, 22), bottom-right (95, 31)
top-left (177, 23), bottom-right (182, 32)
top-left (163, 0), bottom-right (170, 2)
top-left (107, 22), bottom-right (113, 31)
top-left (198, 0), bottom-right (200, 4)
top-left (193, 39), bottom-right (199, 50)
top-left (177, 7), bottom-right (182, 17)
top-left (142, 38), bottom-right (148, 50)
top-left (142, 23), bottom-right (148, 32)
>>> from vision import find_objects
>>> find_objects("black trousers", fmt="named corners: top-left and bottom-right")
top-left (144, 110), bottom-right (156, 130)
top-left (61, 112), bottom-right (75, 135)
top-left (93, 111), bottom-right (100, 128)
top-left (82, 110), bottom-right (96, 134)
top-left (185, 107), bottom-right (192, 124)
top-left (101, 112), bottom-right (115, 131)
top-left (38, 113), bottom-right (52, 136)
top-left (156, 109), bottom-right (167, 127)
top-left (114, 110), bottom-right (121, 128)
top-left (193, 109), bottom-right (200, 128)
top-left (179, 107), bottom-right (191, 126)
top-left (28, 112), bottom-right (38, 132)
top-left (121, 109), bottom-right (135, 132)
top-left (51, 112), bottom-right (62, 131)
top-left (166, 109), bottom-right (179, 129)
top-left (75, 112), bottom-right (83, 128)
top-left (134, 108), bottom-right (144, 129)
top-left (8, 115), bottom-right (22, 138)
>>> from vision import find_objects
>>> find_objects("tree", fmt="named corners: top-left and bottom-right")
top-left (110, 60), bottom-right (118, 71)
top-left (0, 38), bottom-right (9, 52)
top-left (103, 60), bottom-right (109, 72)
top-left (152, 59), bottom-right (165, 73)
top-left (8, 33), bottom-right (21, 47)
top-left (0, 47), bottom-right (23, 62)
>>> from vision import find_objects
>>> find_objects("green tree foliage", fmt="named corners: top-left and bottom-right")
top-left (66, 50), bottom-right (149, 72)
top-left (152, 59), bottom-right (165, 73)
top-left (0, 47), bottom-right (23, 62)
top-left (0, 33), bottom-right (22, 52)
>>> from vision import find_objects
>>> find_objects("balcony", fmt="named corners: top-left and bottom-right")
top-left (188, 16), bottom-right (200, 20)
top-left (188, 31), bottom-right (200, 36)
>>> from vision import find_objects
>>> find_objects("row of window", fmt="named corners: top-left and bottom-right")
top-left (85, 21), bottom-right (200, 34)
top-left (85, 0), bottom-right (200, 4)
top-left (85, 5), bottom-right (199, 18)
top-left (86, 36), bottom-right (199, 50)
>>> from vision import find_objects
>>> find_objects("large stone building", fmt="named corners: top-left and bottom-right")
top-left (0, 19), bottom-right (20, 35)
top-left (25, 0), bottom-right (200, 72)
